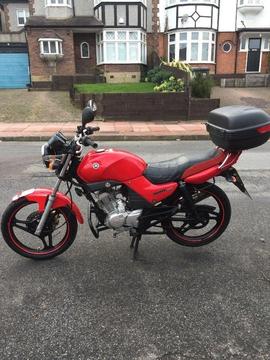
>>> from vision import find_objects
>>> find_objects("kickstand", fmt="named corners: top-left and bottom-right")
top-left (130, 235), bottom-right (142, 260)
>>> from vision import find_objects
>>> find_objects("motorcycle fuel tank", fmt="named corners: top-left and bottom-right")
top-left (77, 148), bottom-right (147, 183)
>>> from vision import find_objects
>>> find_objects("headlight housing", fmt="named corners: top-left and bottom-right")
top-left (41, 132), bottom-right (67, 170)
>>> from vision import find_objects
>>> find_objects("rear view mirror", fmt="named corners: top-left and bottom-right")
top-left (82, 100), bottom-right (97, 127)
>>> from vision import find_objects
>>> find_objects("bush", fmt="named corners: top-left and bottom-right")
top-left (191, 73), bottom-right (214, 98)
top-left (163, 60), bottom-right (192, 75)
top-left (146, 67), bottom-right (172, 85)
top-left (154, 76), bottom-right (185, 93)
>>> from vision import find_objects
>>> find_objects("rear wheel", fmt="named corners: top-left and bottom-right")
top-left (1, 197), bottom-right (77, 259)
top-left (163, 183), bottom-right (231, 247)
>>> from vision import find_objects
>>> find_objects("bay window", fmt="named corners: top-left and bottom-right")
top-left (39, 38), bottom-right (63, 55)
top-left (96, 30), bottom-right (147, 64)
top-left (45, 0), bottom-right (72, 7)
top-left (94, 3), bottom-right (147, 29)
top-left (168, 31), bottom-right (216, 63)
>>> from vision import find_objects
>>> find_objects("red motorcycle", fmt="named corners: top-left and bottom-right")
top-left (1, 102), bottom-right (270, 260)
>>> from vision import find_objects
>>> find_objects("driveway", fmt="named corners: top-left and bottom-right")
top-left (0, 89), bottom-right (81, 123)
top-left (212, 87), bottom-right (270, 114)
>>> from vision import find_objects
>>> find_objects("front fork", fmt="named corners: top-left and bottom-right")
top-left (35, 154), bottom-right (72, 236)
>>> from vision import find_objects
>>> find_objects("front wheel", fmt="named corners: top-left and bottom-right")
top-left (1, 197), bottom-right (78, 259)
top-left (162, 183), bottom-right (231, 247)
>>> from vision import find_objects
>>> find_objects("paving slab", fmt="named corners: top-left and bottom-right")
top-left (0, 120), bottom-right (209, 141)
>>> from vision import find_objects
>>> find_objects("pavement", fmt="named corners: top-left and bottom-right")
top-left (0, 86), bottom-right (269, 141)
top-left (0, 120), bottom-right (208, 141)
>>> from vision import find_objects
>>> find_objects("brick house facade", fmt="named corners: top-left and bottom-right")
top-left (1, 0), bottom-right (269, 89)
top-left (162, 0), bottom-right (270, 77)
top-left (24, 0), bottom-right (159, 88)
top-left (0, 0), bottom-right (31, 88)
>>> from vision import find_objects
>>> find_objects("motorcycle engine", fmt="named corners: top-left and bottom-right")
top-left (96, 190), bottom-right (142, 233)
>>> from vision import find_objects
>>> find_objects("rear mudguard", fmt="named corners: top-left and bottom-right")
top-left (12, 188), bottom-right (84, 224)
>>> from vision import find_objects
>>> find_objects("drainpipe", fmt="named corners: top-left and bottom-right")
top-left (234, 32), bottom-right (239, 75)
top-left (24, 26), bottom-right (32, 89)
top-left (72, 0), bottom-right (75, 17)
top-left (234, 0), bottom-right (238, 75)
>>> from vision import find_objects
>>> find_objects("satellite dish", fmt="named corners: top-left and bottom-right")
top-left (181, 14), bottom-right (189, 24)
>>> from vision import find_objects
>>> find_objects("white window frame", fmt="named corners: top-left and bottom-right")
top-left (240, 34), bottom-right (270, 52)
top-left (45, 0), bottom-right (72, 8)
top-left (80, 42), bottom-right (90, 58)
top-left (39, 38), bottom-right (63, 55)
top-left (16, 9), bottom-right (29, 26)
top-left (166, 0), bottom-right (218, 6)
top-left (262, 37), bottom-right (270, 51)
top-left (168, 30), bottom-right (216, 63)
top-left (238, 0), bottom-right (263, 6)
top-left (96, 29), bottom-right (147, 65)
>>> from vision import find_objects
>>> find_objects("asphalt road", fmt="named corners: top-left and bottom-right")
top-left (0, 141), bottom-right (269, 360)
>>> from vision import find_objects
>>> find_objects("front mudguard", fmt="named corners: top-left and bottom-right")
top-left (12, 188), bottom-right (84, 224)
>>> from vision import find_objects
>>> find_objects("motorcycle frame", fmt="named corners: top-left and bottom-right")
top-left (29, 148), bottom-right (241, 238)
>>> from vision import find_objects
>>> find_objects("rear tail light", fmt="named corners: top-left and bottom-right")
top-left (257, 124), bottom-right (270, 134)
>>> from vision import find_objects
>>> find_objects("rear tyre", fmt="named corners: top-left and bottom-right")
top-left (163, 183), bottom-right (231, 247)
top-left (1, 197), bottom-right (78, 260)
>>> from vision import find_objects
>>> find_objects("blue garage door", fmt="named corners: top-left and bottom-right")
top-left (0, 53), bottom-right (29, 89)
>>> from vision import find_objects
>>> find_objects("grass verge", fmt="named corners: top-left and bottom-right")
top-left (74, 82), bottom-right (155, 93)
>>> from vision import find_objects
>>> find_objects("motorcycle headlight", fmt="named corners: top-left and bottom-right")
top-left (41, 132), bottom-right (67, 170)
top-left (42, 153), bottom-right (67, 171)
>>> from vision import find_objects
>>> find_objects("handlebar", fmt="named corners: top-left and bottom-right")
top-left (82, 137), bottom-right (98, 149)
top-left (85, 126), bottom-right (100, 135)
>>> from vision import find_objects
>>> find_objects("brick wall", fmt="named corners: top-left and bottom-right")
top-left (27, 28), bottom-right (76, 82)
top-left (261, 53), bottom-right (269, 73)
top-left (189, 98), bottom-right (220, 120)
top-left (74, 91), bottom-right (220, 121)
top-left (98, 64), bottom-right (143, 83)
top-left (147, 0), bottom-right (160, 68)
top-left (73, 33), bottom-right (96, 74)
top-left (216, 32), bottom-right (238, 74)
top-left (236, 52), bottom-right (247, 73)
top-left (29, 0), bottom-right (35, 15)
top-left (79, 92), bottom-right (189, 120)
top-left (3, 4), bottom-right (10, 32)
top-left (191, 63), bottom-right (216, 74)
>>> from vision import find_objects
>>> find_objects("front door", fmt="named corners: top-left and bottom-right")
top-left (246, 38), bottom-right (261, 72)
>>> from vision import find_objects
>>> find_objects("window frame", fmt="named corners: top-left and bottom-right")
top-left (168, 30), bottom-right (216, 63)
top-left (16, 9), bottom-right (29, 26)
top-left (166, 0), bottom-right (218, 6)
top-left (39, 38), bottom-right (63, 55)
top-left (96, 29), bottom-right (147, 65)
top-left (80, 42), bottom-right (90, 59)
top-left (45, 0), bottom-right (72, 8)
top-left (94, 3), bottom-right (147, 30)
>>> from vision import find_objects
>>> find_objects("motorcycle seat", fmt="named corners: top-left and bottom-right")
top-left (144, 148), bottom-right (225, 185)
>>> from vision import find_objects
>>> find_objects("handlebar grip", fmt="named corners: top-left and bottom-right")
top-left (83, 137), bottom-right (98, 149)
top-left (85, 126), bottom-right (100, 135)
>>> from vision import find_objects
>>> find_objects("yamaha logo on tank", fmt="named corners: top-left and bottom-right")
top-left (92, 163), bottom-right (100, 170)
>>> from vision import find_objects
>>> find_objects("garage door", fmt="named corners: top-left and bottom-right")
top-left (0, 53), bottom-right (29, 89)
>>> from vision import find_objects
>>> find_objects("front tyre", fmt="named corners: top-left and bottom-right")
top-left (1, 197), bottom-right (78, 260)
top-left (163, 183), bottom-right (231, 247)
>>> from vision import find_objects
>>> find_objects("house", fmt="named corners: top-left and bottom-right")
top-left (0, 0), bottom-right (30, 88)
top-left (24, 0), bottom-right (159, 89)
top-left (1, 0), bottom-right (269, 90)
top-left (163, 0), bottom-right (270, 80)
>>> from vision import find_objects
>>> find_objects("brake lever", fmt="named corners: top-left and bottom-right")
top-left (85, 126), bottom-right (100, 135)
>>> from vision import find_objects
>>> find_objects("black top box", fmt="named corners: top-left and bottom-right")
top-left (206, 106), bottom-right (270, 151)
